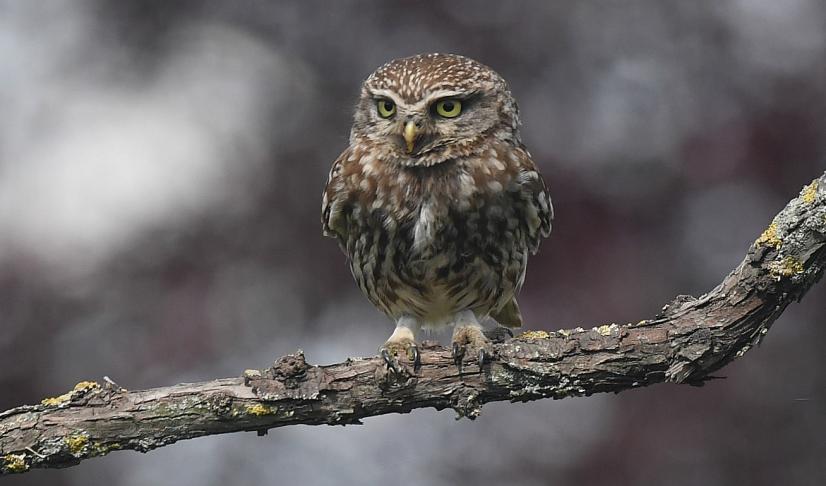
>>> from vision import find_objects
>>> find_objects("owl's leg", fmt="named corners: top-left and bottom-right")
top-left (379, 316), bottom-right (421, 375)
top-left (450, 310), bottom-right (494, 373)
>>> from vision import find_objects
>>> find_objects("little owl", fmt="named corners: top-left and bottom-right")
top-left (322, 53), bottom-right (552, 374)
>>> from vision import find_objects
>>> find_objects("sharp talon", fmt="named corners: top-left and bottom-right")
top-left (452, 342), bottom-right (465, 373)
top-left (452, 343), bottom-right (463, 365)
top-left (412, 346), bottom-right (421, 372)
top-left (381, 349), bottom-right (399, 374)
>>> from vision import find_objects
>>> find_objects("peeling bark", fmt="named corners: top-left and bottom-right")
top-left (2, 173), bottom-right (825, 475)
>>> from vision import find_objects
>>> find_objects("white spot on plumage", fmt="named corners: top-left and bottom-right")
top-left (489, 158), bottom-right (506, 171)
top-left (538, 191), bottom-right (549, 212)
top-left (361, 157), bottom-right (377, 176)
top-left (413, 200), bottom-right (435, 251)
top-left (458, 172), bottom-right (475, 197)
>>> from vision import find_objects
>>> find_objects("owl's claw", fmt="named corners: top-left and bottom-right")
top-left (452, 342), bottom-right (465, 371)
top-left (411, 346), bottom-right (421, 372)
top-left (451, 326), bottom-right (494, 374)
top-left (379, 339), bottom-right (420, 376)
top-left (381, 348), bottom-right (401, 375)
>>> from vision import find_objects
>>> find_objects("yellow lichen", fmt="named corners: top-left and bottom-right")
top-left (41, 381), bottom-right (100, 407)
top-left (755, 223), bottom-right (781, 249)
top-left (595, 323), bottom-right (619, 336)
top-left (769, 256), bottom-right (805, 278)
top-left (3, 453), bottom-right (28, 473)
top-left (72, 381), bottom-right (100, 392)
top-left (65, 433), bottom-right (89, 455)
top-left (91, 441), bottom-right (120, 456)
top-left (518, 330), bottom-right (551, 340)
top-left (40, 395), bottom-right (69, 407)
top-left (246, 403), bottom-right (273, 416)
top-left (801, 180), bottom-right (818, 204)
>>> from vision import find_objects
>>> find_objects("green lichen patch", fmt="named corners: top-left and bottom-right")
top-left (65, 433), bottom-right (90, 456)
top-left (2, 453), bottom-right (28, 473)
top-left (801, 180), bottom-right (819, 204)
top-left (769, 256), bottom-right (805, 278)
top-left (92, 441), bottom-right (122, 456)
top-left (41, 381), bottom-right (100, 407)
top-left (755, 222), bottom-right (782, 249)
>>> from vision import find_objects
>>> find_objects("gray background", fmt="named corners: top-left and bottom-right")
top-left (2, 1), bottom-right (825, 485)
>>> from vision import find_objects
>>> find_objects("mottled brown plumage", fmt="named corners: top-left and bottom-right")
top-left (322, 53), bottom-right (552, 373)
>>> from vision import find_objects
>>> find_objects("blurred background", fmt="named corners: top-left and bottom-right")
top-left (2, 1), bottom-right (825, 485)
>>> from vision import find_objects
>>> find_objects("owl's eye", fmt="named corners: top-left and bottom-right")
top-left (376, 99), bottom-right (396, 118)
top-left (434, 99), bottom-right (462, 118)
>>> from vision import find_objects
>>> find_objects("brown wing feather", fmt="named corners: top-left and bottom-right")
top-left (513, 147), bottom-right (553, 254)
top-left (490, 297), bottom-right (523, 328)
top-left (321, 148), bottom-right (351, 246)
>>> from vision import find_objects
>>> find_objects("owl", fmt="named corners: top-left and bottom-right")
top-left (322, 53), bottom-right (553, 374)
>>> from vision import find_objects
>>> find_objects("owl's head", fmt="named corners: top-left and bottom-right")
top-left (351, 53), bottom-right (520, 168)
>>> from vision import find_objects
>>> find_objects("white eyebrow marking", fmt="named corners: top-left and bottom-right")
top-left (368, 89), bottom-right (407, 107)
top-left (368, 88), bottom-right (471, 113)
top-left (418, 89), bottom-right (467, 108)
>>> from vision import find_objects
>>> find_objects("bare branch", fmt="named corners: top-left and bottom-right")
top-left (2, 172), bottom-right (825, 475)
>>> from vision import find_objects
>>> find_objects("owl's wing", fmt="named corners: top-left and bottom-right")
top-left (490, 297), bottom-right (523, 328)
top-left (321, 148), bottom-right (351, 245)
top-left (513, 148), bottom-right (554, 254)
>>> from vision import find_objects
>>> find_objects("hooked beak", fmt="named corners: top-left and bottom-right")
top-left (403, 121), bottom-right (418, 154)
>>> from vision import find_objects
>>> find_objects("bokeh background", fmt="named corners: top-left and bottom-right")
top-left (2, 1), bottom-right (825, 485)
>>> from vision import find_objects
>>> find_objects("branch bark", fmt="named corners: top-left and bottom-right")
top-left (2, 173), bottom-right (825, 475)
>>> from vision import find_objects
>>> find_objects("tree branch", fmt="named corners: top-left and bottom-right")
top-left (2, 173), bottom-right (825, 475)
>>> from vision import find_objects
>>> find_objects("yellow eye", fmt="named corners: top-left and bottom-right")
top-left (434, 99), bottom-right (462, 118)
top-left (377, 99), bottom-right (396, 118)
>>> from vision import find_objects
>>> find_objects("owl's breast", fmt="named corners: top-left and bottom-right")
top-left (336, 148), bottom-right (533, 321)
top-left (398, 165), bottom-right (525, 272)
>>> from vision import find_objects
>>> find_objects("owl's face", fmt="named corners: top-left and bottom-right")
top-left (351, 53), bottom-right (520, 168)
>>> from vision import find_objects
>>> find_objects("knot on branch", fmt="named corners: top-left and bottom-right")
top-left (244, 351), bottom-right (324, 402)
top-left (271, 351), bottom-right (310, 387)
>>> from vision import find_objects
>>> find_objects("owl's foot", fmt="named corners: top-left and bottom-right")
top-left (451, 325), bottom-right (494, 373)
top-left (379, 338), bottom-right (421, 376)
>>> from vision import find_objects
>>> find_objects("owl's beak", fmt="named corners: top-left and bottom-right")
top-left (403, 121), bottom-right (419, 153)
